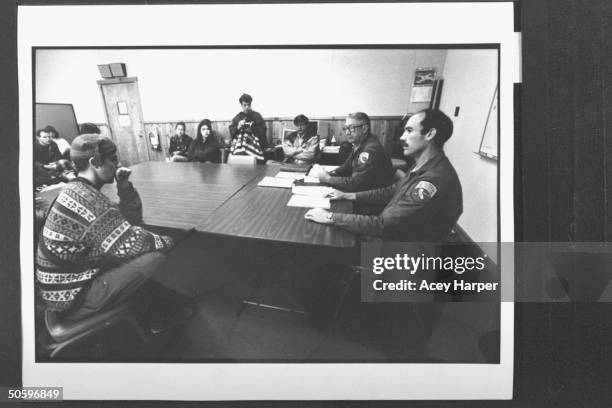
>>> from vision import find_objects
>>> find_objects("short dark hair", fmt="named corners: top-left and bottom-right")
top-left (293, 114), bottom-right (309, 126)
top-left (239, 93), bottom-right (253, 104)
top-left (36, 126), bottom-right (56, 138)
top-left (79, 122), bottom-right (101, 135)
top-left (44, 125), bottom-right (59, 138)
top-left (417, 109), bottom-right (454, 148)
top-left (175, 122), bottom-right (186, 130)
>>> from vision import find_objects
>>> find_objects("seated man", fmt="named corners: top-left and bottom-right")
top-left (168, 122), bottom-right (193, 162)
top-left (310, 112), bottom-right (394, 192)
top-left (228, 93), bottom-right (268, 160)
top-left (281, 114), bottom-right (320, 165)
top-left (306, 109), bottom-right (462, 243)
top-left (34, 126), bottom-right (74, 188)
top-left (36, 134), bottom-right (189, 326)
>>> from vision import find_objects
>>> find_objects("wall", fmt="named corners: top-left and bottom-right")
top-left (35, 48), bottom-right (446, 123)
top-left (129, 116), bottom-right (403, 162)
top-left (439, 49), bottom-right (498, 248)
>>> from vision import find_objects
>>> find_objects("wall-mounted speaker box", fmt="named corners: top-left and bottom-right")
top-left (109, 63), bottom-right (127, 77)
top-left (97, 64), bottom-right (113, 79)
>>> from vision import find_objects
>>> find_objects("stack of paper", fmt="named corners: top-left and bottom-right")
top-left (322, 146), bottom-right (340, 153)
top-left (287, 195), bottom-right (330, 209)
top-left (276, 171), bottom-right (307, 180)
top-left (257, 176), bottom-right (294, 189)
top-left (291, 185), bottom-right (333, 197)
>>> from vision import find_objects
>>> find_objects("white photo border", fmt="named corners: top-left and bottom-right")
top-left (19, 2), bottom-right (516, 400)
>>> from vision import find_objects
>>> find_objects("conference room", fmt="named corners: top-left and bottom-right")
top-left (32, 46), bottom-right (500, 363)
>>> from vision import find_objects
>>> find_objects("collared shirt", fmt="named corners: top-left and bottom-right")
top-left (325, 133), bottom-right (394, 192)
top-left (282, 130), bottom-right (319, 165)
top-left (168, 134), bottom-right (194, 156)
top-left (332, 151), bottom-right (463, 242)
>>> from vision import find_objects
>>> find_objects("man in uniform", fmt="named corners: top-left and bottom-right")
top-left (310, 112), bottom-right (394, 192)
top-left (305, 108), bottom-right (462, 242)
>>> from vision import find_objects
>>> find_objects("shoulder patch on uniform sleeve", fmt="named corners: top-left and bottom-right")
top-left (358, 151), bottom-right (370, 164)
top-left (411, 180), bottom-right (438, 202)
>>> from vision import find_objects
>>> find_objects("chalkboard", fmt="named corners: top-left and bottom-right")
top-left (35, 103), bottom-right (79, 143)
top-left (478, 85), bottom-right (498, 160)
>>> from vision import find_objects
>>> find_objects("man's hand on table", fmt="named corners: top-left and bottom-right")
top-left (326, 189), bottom-right (356, 201)
top-left (304, 207), bottom-right (334, 224)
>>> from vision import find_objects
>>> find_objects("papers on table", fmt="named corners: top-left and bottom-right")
top-left (276, 171), bottom-right (306, 180)
top-left (291, 185), bottom-right (333, 197)
top-left (322, 146), bottom-right (340, 153)
top-left (286, 195), bottom-right (330, 209)
top-left (276, 171), bottom-right (320, 183)
top-left (307, 164), bottom-right (339, 178)
top-left (257, 176), bottom-right (294, 189)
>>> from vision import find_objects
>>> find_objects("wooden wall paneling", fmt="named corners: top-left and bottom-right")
top-left (572, 5), bottom-right (605, 242)
top-left (605, 17), bottom-right (612, 242)
top-left (548, 0), bottom-right (576, 242)
top-left (542, 3), bottom-right (579, 405)
top-left (568, 4), bottom-right (609, 408)
top-left (516, 0), bottom-right (551, 404)
top-left (521, 0), bottom-right (551, 242)
top-left (122, 117), bottom-right (402, 162)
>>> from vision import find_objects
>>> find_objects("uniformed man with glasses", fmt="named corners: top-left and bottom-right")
top-left (310, 112), bottom-right (394, 192)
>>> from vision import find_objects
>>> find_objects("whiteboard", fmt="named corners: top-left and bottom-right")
top-left (478, 85), bottom-right (498, 160)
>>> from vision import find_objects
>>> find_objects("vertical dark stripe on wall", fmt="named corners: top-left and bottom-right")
top-left (572, 2), bottom-right (605, 242)
top-left (0, 0), bottom-right (20, 387)
top-left (547, 0), bottom-right (575, 243)
top-left (515, 0), bottom-right (550, 402)
top-left (602, 9), bottom-right (612, 243)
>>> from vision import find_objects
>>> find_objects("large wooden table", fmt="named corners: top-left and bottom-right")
top-left (39, 162), bottom-right (355, 248)
top-left (102, 162), bottom-right (267, 230)
top-left (197, 165), bottom-right (355, 248)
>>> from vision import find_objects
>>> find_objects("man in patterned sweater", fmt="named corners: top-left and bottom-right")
top-left (36, 134), bottom-right (176, 319)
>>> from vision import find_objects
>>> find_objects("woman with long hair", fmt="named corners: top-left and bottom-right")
top-left (187, 119), bottom-right (222, 163)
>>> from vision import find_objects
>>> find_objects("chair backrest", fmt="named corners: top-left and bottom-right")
top-left (281, 128), bottom-right (295, 144)
top-left (227, 154), bottom-right (257, 165)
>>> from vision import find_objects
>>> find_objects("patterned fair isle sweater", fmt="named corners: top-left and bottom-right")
top-left (36, 177), bottom-right (174, 312)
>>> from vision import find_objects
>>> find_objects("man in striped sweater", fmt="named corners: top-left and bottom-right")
top-left (36, 134), bottom-right (179, 322)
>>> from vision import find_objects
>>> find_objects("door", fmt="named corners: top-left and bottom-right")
top-left (98, 77), bottom-right (150, 166)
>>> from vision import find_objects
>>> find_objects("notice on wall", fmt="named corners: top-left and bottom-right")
top-left (118, 114), bottom-right (131, 127)
top-left (411, 67), bottom-right (436, 103)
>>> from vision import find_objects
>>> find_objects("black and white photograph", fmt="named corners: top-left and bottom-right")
top-left (16, 2), bottom-right (517, 402)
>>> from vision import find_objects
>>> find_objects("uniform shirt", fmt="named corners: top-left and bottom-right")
top-left (282, 130), bottom-right (320, 165)
top-left (168, 134), bottom-right (194, 157)
top-left (229, 110), bottom-right (268, 149)
top-left (325, 133), bottom-right (394, 192)
top-left (332, 152), bottom-right (462, 242)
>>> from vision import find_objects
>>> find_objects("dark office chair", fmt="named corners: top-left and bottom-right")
top-left (43, 301), bottom-right (151, 359)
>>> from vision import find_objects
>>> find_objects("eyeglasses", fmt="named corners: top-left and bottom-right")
top-left (342, 124), bottom-right (364, 133)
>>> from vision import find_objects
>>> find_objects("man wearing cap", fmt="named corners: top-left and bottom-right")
top-left (229, 93), bottom-right (268, 149)
top-left (310, 112), bottom-right (394, 192)
top-left (36, 134), bottom-right (179, 322)
top-left (305, 109), bottom-right (462, 242)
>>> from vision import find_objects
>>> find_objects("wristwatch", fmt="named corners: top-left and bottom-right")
top-left (326, 212), bottom-right (334, 223)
